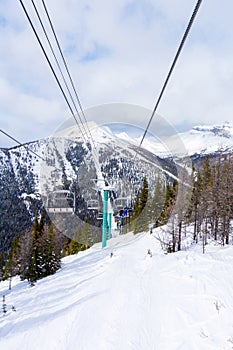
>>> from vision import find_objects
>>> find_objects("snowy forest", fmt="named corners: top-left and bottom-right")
top-left (0, 153), bottom-right (232, 285)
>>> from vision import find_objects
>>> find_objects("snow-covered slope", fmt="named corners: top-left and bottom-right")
top-left (179, 123), bottom-right (233, 156)
top-left (55, 120), bottom-right (233, 158)
top-left (1, 229), bottom-right (233, 350)
top-left (0, 121), bottom-right (232, 251)
top-left (0, 122), bottom-right (182, 252)
top-left (116, 122), bottom-right (233, 157)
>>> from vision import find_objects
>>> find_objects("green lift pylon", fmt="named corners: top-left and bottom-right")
top-left (101, 184), bottom-right (114, 248)
top-left (108, 212), bottom-right (112, 240)
top-left (102, 189), bottom-right (108, 248)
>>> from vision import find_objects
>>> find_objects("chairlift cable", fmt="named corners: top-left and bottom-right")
top-left (19, 1), bottom-right (106, 216)
top-left (20, 0), bottom-right (101, 178)
top-left (0, 128), bottom-right (45, 161)
top-left (19, 0), bottom-right (81, 133)
top-left (30, 0), bottom-right (88, 143)
top-left (0, 129), bottom-right (88, 216)
top-left (135, 0), bottom-right (203, 160)
top-left (41, 0), bottom-right (99, 158)
top-left (18, 0), bottom-right (202, 202)
top-left (0, 128), bottom-right (78, 181)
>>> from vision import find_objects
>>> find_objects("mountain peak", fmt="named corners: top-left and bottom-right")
top-left (192, 122), bottom-right (233, 139)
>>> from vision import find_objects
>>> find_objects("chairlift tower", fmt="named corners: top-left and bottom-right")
top-left (93, 179), bottom-right (114, 248)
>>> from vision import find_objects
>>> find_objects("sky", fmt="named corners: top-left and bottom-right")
top-left (0, 0), bottom-right (233, 147)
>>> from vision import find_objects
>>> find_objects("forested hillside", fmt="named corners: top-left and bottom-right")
top-left (1, 149), bottom-right (232, 286)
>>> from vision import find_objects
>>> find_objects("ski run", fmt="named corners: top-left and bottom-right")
top-left (1, 226), bottom-right (233, 350)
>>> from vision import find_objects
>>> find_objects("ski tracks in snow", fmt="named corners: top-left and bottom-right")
top-left (102, 233), bottom-right (164, 350)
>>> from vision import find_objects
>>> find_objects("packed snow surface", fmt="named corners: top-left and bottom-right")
top-left (1, 229), bottom-right (233, 350)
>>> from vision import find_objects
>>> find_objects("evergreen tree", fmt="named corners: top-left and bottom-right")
top-left (61, 236), bottom-right (72, 257)
top-left (19, 229), bottom-right (33, 281)
top-left (139, 176), bottom-right (149, 212)
top-left (211, 157), bottom-right (221, 241)
top-left (42, 222), bottom-right (61, 277)
top-left (28, 251), bottom-right (38, 286)
top-left (26, 214), bottom-right (61, 284)
top-left (150, 173), bottom-right (165, 225)
top-left (187, 154), bottom-right (233, 250)
top-left (131, 192), bottom-right (140, 220)
top-left (3, 237), bottom-right (20, 282)
top-left (157, 180), bottom-right (177, 227)
top-left (134, 176), bottom-right (149, 234)
top-left (218, 155), bottom-right (231, 245)
top-left (189, 168), bottom-right (203, 242)
top-left (68, 227), bottom-right (83, 255)
top-left (29, 215), bottom-right (42, 282)
top-left (38, 209), bottom-right (45, 234)
top-left (130, 191), bottom-right (140, 232)
top-left (81, 218), bottom-right (92, 249)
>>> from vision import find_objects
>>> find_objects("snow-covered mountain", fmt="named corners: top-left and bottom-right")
top-left (0, 121), bottom-right (232, 252)
top-left (1, 122), bottom-right (233, 349)
top-left (0, 123), bottom-right (179, 252)
top-left (178, 122), bottom-right (233, 156)
top-left (1, 228), bottom-right (233, 350)
top-left (114, 122), bottom-right (233, 157)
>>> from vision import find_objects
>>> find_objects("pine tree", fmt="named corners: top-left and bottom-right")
top-left (33, 215), bottom-right (40, 241)
top-left (81, 218), bottom-right (92, 249)
top-left (26, 217), bottom-right (62, 284)
top-left (139, 176), bottom-right (149, 211)
top-left (61, 236), bottom-right (71, 257)
top-left (30, 215), bottom-right (41, 281)
top-left (134, 176), bottom-right (149, 234)
top-left (28, 251), bottom-right (38, 286)
top-left (150, 173), bottom-right (165, 226)
top-left (130, 191), bottom-right (140, 232)
top-left (68, 226), bottom-right (83, 255)
top-left (39, 209), bottom-right (45, 233)
top-left (218, 155), bottom-right (231, 245)
top-left (19, 229), bottom-right (33, 281)
top-left (189, 168), bottom-right (203, 242)
top-left (199, 156), bottom-right (213, 251)
top-left (3, 237), bottom-right (20, 283)
top-left (27, 214), bottom-right (45, 283)
top-left (187, 154), bottom-right (233, 250)
top-left (157, 181), bottom-right (177, 227)
top-left (131, 192), bottom-right (140, 220)
top-left (42, 222), bottom-right (61, 276)
top-left (211, 157), bottom-right (221, 241)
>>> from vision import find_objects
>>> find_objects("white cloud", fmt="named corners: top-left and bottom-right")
top-left (0, 0), bottom-right (233, 147)
top-left (0, 78), bottom-right (67, 146)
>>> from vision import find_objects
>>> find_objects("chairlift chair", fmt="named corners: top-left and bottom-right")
top-left (114, 197), bottom-right (130, 211)
top-left (87, 199), bottom-right (99, 211)
top-left (47, 190), bottom-right (75, 213)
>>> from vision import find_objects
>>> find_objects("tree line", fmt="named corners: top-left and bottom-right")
top-left (0, 211), bottom-right (96, 286)
top-left (130, 153), bottom-right (233, 253)
top-left (1, 152), bottom-right (232, 286)
top-left (189, 154), bottom-right (233, 252)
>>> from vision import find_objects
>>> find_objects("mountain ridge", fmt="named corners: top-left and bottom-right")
top-left (0, 122), bottom-right (232, 252)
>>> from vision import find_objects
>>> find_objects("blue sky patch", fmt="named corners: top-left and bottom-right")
top-left (80, 42), bottom-right (111, 63)
top-left (0, 16), bottom-right (7, 27)
top-left (121, 0), bottom-right (163, 28)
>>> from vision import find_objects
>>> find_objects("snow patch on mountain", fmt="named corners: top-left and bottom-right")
top-left (115, 122), bottom-right (233, 158)
top-left (49, 120), bottom-right (233, 158)
top-left (176, 123), bottom-right (233, 156)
